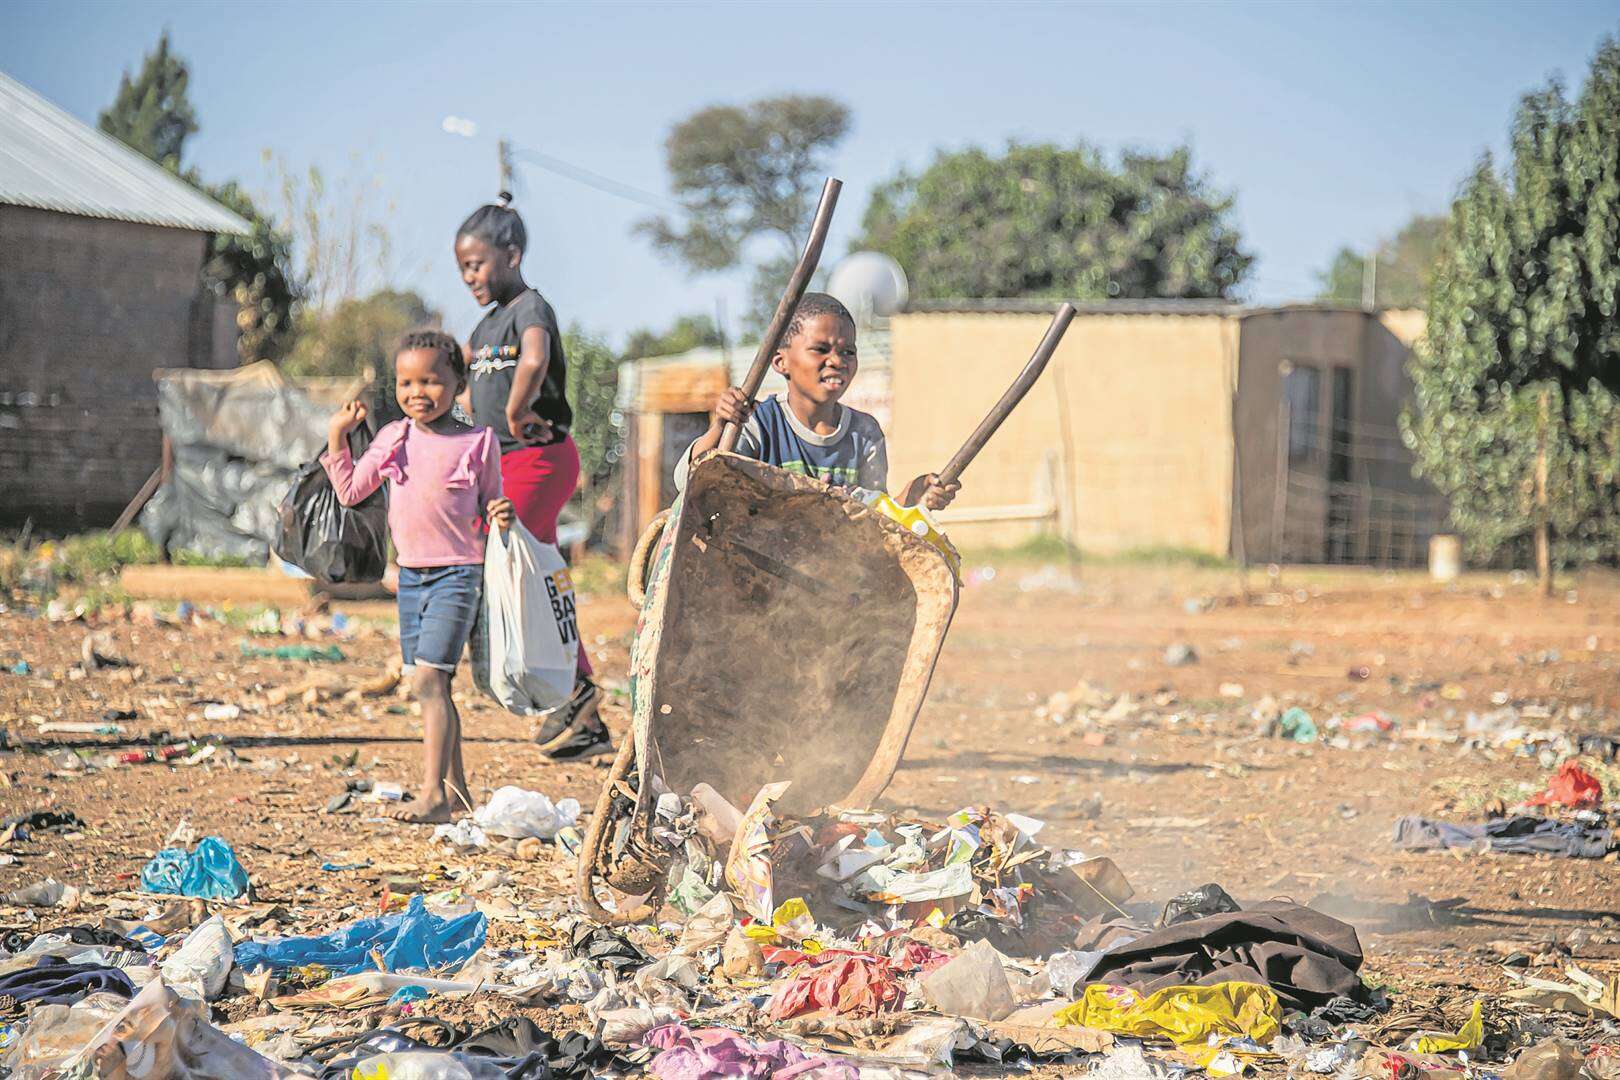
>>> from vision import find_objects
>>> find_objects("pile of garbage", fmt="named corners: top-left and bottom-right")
top-left (6, 774), bottom-right (1620, 1078)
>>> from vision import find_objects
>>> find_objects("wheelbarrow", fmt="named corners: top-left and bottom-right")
top-left (576, 179), bottom-right (1075, 922)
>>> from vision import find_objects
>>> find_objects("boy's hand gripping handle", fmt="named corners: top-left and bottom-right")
top-left (936, 302), bottom-right (1077, 486)
top-left (719, 177), bottom-right (843, 453)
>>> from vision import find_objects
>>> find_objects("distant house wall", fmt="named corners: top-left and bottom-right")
top-left (886, 311), bottom-right (1238, 555)
top-left (0, 204), bottom-right (229, 528)
top-left (1231, 308), bottom-right (1440, 564)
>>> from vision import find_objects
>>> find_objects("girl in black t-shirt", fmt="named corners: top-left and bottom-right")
top-left (454, 194), bottom-right (610, 761)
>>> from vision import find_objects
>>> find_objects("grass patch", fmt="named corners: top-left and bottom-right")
top-left (171, 549), bottom-right (255, 569)
top-left (1101, 545), bottom-right (1232, 569)
top-left (53, 530), bottom-right (161, 583)
top-left (957, 534), bottom-right (1230, 569)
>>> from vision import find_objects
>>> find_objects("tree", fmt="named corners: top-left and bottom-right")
top-left (99, 35), bottom-right (301, 363)
top-left (281, 289), bottom-right (436, 382)
top-left (98, 32), bottom-right (197, 171)
top-left (1315, 215), bottom-right (1447, 308)
top-left (1403, 39), bottom-right (1620, 591)
top-left (195, 178), bottom-right (300, 362)
top-left (621, 313), bottom-right (724, 362)
top-left (269, 155), bottom-right (397, 314)
top-left (854, 142), bottom-right (1252, 301)
top-left (639, 96), bottom-right (851, 326)
top-left (565, 328), bottom-right (622, 539)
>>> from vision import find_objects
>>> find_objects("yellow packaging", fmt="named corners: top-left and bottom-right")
top-left (855, 490), bottom-right (960, 579)
top-left (1054, 981), bottom-right (1280, 1068)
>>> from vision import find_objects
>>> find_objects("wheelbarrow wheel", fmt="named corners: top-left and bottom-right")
top-left (625, 510), bottom-right (671, 608)
top-left (575, 733), bottom-right (656, 925)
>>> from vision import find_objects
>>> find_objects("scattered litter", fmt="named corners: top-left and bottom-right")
top-left (139, 836), bottom-right (250, 899)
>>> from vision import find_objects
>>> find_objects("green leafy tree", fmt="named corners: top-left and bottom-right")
top-left (565, 328), bottom-right (621, 513)
top-left (97, 32), bottom-right (197, 171)
top-left (281, 289), bottom-right (436, 381)
top-left (854, 142), bottom-right (1252, 300)
top-left (99, 35), bottom-right (301, 362)
top-left (1404, 40), bottom-right (1620, 591)
top-left (638, 96), bottom-right (851, 328)
top-left (621, 313), bottom-right (724, 362)
top-left (1315, 215), bottom-right (1447, 308)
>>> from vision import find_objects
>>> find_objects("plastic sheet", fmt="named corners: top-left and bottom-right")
top-left (234, 894), bottom-right (486, 976)
top-left (471, 786), bottom-right (581, 840)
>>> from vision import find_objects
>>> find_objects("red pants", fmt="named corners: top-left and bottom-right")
top-left (502, 438), bottom-right (592, 678)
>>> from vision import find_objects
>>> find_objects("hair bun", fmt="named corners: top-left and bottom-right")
top-left (496, 190), bottom-right (514, 208)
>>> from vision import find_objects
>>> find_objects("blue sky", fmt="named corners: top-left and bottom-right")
top-left (5, 0), bottom-right (1616, 346)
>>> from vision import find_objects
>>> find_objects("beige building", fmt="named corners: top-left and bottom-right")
top-left (887, 301), bottom-right (1442, 564)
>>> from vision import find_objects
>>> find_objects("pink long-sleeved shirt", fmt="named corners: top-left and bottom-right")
top-left (321, 420), bottom-right (502, 568)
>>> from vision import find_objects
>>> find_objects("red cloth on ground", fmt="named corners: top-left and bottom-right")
top-left (501, 438), bottom-right (591, 678)
top-left (766, 954), bottom-right (904, 1021)
top-left (1526, 761), bottom-right (1602, 809)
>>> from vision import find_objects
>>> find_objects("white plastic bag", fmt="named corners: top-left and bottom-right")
top-left (161, 914), bottom-right (234, 1000)
top-left (483, 519), bottom-right (578, 714)
top-left (472, 786), bottom-right (581, 840)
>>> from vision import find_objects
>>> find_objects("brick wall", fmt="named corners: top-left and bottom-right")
top-left (0, 205), bottom-right (232, 528)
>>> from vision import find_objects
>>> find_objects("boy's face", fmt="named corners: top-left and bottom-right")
top-left (773, 313), bottom-right (858, 407)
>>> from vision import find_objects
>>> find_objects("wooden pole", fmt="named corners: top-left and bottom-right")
top-left (1536, 386), bottom-right (1552, 598)
top-left (718, 178), bottom-right (842, 453)
top-left (937, 303), bottom-right (1077, 485)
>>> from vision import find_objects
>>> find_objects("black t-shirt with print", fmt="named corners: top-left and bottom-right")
top-left (467, 288), bottom-right (572, 454)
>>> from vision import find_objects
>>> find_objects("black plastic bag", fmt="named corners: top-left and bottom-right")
top-left (1160, 882), bottom-right (1242, 927)
top-left (272, 426), bottom-right (388, 584)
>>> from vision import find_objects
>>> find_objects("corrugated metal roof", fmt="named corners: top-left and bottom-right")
top-left (0, 71), bottom-right (251, 234)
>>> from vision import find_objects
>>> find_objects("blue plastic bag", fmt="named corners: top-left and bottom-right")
top-left (139, 836), bottom-right (249, 899)
top-left (234, 895), bottom-right (486, 975)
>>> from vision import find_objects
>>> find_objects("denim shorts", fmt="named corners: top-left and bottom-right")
top-left (398, 565), bottom-right (482, 674)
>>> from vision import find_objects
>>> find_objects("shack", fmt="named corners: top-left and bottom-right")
top-left (0, 71), bottom-right (250, 529)
top-left (886, 301), bottom-right (1442, 564)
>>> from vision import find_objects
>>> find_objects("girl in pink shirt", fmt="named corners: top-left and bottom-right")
top-left (324, 330), bottom-right (512, 824)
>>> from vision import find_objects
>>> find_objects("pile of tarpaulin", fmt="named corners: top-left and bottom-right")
top-left (1394, 759), bottom-right (1618, 859)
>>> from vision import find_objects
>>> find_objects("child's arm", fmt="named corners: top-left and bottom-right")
top-left (901, 473), bottom-right (962, 511)
top-left (505, 326), bottom-right (552, 446)
top-left (321, 404), bottom-right (385, 507)
top-left (475, 431), bottom-right (512, 531)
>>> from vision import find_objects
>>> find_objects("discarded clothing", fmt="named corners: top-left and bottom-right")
top-left (1055, 981), bottom-right (1280, 1066)
top-left (318, 1017), bottom-right (631, 1080)
top-left (0, 957), bottom-right (134, 1009)
top-left (1526, 761), bottom-right (1603, 810)
top-left (139, 836), bottom-right (249, 899)
top-left (767, 953), bottom-right (905, 1021)
top-left (1392, 814), bottom-right (1613, 859)
top-left (643, 1023), bottom-right (858, 1080)
top-left (235, 894), bottom-right (486, 976)
top-left (1081, 901), bottom-right (1365, 1011)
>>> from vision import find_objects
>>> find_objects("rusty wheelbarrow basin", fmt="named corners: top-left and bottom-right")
top-left (630, 452), bottom-right (960, 817)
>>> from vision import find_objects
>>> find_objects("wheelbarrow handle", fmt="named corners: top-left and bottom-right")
top-left (719, 177), bottom-right (843, 453)
top-left (937, 302), bottom-right (1077, 486)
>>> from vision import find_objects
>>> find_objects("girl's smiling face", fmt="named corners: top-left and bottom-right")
top-left (455, 233), bottom-right (519, 306)
top-left (395, 347), bottom-right (461, 423)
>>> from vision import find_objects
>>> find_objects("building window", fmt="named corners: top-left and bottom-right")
top-left (1284, 363), bottom-right (1321, 468)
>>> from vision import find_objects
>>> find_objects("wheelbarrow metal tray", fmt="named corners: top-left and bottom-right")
top-left (628, 452), bottom-right (959, 816)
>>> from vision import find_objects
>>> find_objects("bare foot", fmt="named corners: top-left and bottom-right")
top-left (385, 796), bottom-right (453, 824)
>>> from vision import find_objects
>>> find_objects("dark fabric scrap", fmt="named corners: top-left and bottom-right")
top-left (1082, 900), bottom-right (1365, 1012)
top-left (1392, 814), bottom-right (1613, 859)
top-left (0, 957), bottom-right (134, 1009)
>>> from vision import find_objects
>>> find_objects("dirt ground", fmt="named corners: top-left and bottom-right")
top-left (1, 555), bottom-right (1618, 1070)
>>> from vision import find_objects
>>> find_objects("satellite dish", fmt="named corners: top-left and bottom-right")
top-left (828, 252), bottom-right (909, 326)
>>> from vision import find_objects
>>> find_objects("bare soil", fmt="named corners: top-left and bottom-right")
top-left (2, 558), bottom-right (1618, 1070)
